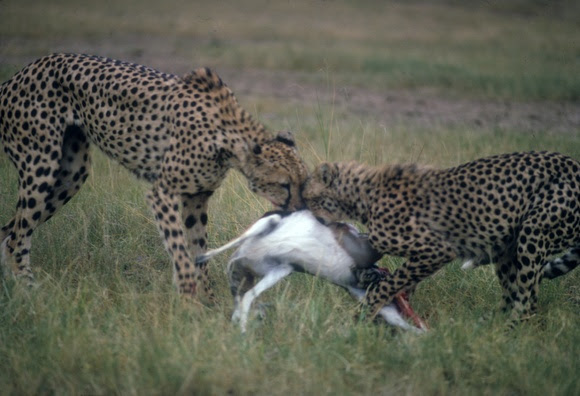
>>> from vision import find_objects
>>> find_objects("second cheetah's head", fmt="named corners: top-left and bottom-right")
top-left (301, 162), bottom-right (350, 222)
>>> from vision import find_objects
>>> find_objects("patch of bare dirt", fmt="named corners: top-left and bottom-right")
top-left (2, 38), bottom-right (579, 134)
top-left (220, 68), bottom-right (579, 135)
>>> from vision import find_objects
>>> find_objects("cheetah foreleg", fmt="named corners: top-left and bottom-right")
top-left (148, 185), bottom-right (197, 296)
top-left (364, 253), bottom-right (451, 319)
top-left (181, 192), bottom-right (215, 301)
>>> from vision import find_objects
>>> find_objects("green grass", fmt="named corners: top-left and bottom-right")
top-left (1, 1), bottom-right (580, 394)
top-left (1, 123), bottom-right (579, 395)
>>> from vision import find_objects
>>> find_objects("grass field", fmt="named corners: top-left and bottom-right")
top-left (1, 1), bottom-right (579, 395)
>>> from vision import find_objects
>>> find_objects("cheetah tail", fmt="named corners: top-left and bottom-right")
top-left (543, 247), bottom-right (580, 280)
top-left (194, 213), bottom-right (282, 265)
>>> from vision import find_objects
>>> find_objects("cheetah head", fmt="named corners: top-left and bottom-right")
top-left (242, 131), bottom-right (309, 210)
top-left (302, 162), bottom-right (349, 222)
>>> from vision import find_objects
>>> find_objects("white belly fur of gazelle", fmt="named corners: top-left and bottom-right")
top-left (196, 210), bottom-right (423, 333)
top-left (230, 212), bottom-right (356, 286)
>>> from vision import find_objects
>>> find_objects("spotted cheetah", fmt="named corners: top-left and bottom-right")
top-left (302, 151), bottom-right (579, 323)
top-left (0, 53), bottom-right (308, 298)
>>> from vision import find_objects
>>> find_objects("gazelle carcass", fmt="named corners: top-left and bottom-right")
top-left (196, 210), bottom-right (427, 333)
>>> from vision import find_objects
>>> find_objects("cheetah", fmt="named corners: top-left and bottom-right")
top-left (302, 151), bottom-right (580, 324)
top-left (0, 53), bottom-right (308, 298)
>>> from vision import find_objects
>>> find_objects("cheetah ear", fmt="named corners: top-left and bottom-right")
top-left (182, 67), bottom-right (225, 91)
top-left (316, 162), bottom-right (337, 186)
top-left (274, 130), bottom-right (295, 147)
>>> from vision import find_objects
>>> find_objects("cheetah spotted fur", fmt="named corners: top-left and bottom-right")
top-left (0, 53), bottom-right (308, 297)
top-left (302, 151), bottom-right (579, 324)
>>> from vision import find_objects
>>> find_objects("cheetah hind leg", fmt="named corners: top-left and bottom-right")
top-left (1, 125), bottom-right (91, 286)
top-left (506, 245), bottom-right (546, 326)
top-left (493, 254), bottom-right (519, 315)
